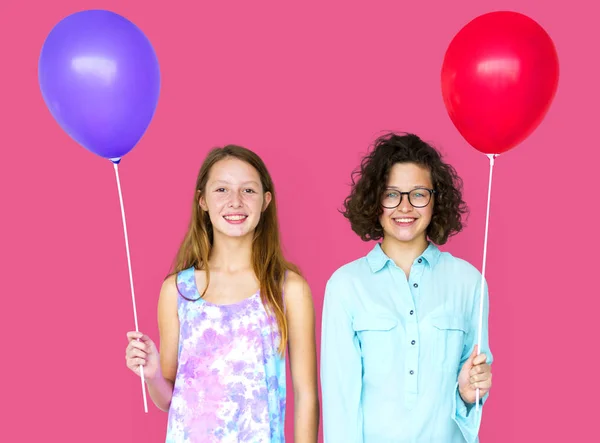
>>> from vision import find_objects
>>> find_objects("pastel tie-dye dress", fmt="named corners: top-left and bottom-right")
top-left (165, 267), bottom-right (286, 443)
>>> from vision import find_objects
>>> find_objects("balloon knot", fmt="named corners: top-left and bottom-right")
top-left (486, 153), bottom-right (499, 166)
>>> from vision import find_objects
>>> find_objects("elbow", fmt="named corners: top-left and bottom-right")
top-left (153, 399), bottom-right (171, 413)
top-left (294, 388), bottom-right (319, 412)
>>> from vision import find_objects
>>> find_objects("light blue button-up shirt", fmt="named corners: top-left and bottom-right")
top-left (320, 243), bottom-right (492, 443)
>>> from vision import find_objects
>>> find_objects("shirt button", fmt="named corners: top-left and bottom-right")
top-left (409, 370), bottom-right (414, 375)
top-left (413, 283), bottom-right (418, 288)
top-left (411, 340), bottom-right (416, 345)
top-left (410, 310), bottom-right (414, 315)
top-left (418, 258), bottom-right (422, 263)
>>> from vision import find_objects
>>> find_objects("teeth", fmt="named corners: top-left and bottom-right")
top-left (395, 218), bottom-right (415, 223)
top-left (224, 215), bottom-right (247, 221)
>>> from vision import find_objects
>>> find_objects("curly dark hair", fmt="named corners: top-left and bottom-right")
top-left (341, 132), bottom-right (468, 245)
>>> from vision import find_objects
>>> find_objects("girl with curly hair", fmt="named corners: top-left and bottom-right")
top-left (321, 133), bottom-right (493, 443)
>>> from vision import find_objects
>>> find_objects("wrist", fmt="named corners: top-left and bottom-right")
top-left (144, 368), bottom-right (163, 386)
top-left (458, 386), bottom-right (474, 405)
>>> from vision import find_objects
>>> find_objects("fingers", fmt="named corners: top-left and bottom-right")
top-left (469, 371), bottom-right (491, 384)
top-left (125, 335), bottom-right (150, 364)
top-left (469, 372), bottom-right (492, 390)
top-left (125, 332), bottom-right (152, 376)
top-left (465, 357), bottom-right (492, 392)
top-left (127, 331), bottom-right (142, 341)
top-left (126, 345), bottom-right (147, 372)
top-left (469, 362), bottom-right (492, 386)
top-left (127, 347), bottom-right (147, 359)
top-left (128, 357), bottom-right (147, 368)
top-left (471, 378), bottom-right (492, 390)
top-left (129, 340), bottom-right (148, 352)
top-left (469, 362), bottom-right (490, 376)
top-left (473, 353), bottom-right (488, 365)
top-left (126, 331), bottom-right (153, 343)
top-left (126, 349), bottom-right (147, 370)
top-left (467, 345), bottom-right (487, 364)
top-left (126, 331), bottom-right (155, 357)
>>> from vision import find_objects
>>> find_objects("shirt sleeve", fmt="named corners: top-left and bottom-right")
top-left (320, 278), bottom-right (364, 443)
top-left (453, 277), bottom-right (493, 443)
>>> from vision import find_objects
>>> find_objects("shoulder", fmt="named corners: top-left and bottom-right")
top-left (437, 250), bottom-right (482, 281)
top-left (283, 271), bottom-right (315, 319)
top-left (156, 274), bottom-right (180, 323)
top-left (159, 272), bottom-right (183, 307)
top-left (283, 270), bottom-right (311, 300)
top-left (330, 255), bottom-right (369, 281)
top-left (161, 273), bottom-right (179, 294)
top-left (326, 255), bottom-right (370, 292)
top-left (439, 251), bottom-right (479, 273)
top-left (438, 250), bottom-right (477, 272)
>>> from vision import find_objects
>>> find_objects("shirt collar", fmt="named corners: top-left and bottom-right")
top-left (366, 242), bottom-right (441, 273)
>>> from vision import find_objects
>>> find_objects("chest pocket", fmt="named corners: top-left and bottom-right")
top-left (352, 315), bottom-right (398, 376)
top-left (431, 314), bottom-right (467, 372)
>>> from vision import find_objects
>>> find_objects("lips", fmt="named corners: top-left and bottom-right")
top-left (223, 213), bottom-right (248, 225)
top-left (393, 217), bottom-right (417, 226)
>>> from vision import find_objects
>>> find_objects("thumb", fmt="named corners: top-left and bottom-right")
top-left (461, 345), bottom-right (478, 373)
top-left (468, 345), bottom-right (478, 363)
top-left (138, 334), bottom-right (157, 351)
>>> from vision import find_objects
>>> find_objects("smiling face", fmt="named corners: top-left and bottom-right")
top-left (199, 157), bottom-right (271, 239)
top-left (379, 162), bottom-right (434, 247)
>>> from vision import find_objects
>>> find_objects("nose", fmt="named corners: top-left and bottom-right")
top-left (228, 191), bottom-right (243, 208)
top-left (398, 193), bottom-right (412, 213)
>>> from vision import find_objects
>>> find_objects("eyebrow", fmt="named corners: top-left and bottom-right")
top-left (385, 185), bottom-right (431, 190)
top-left (211, 180), bottom-right (261, 186)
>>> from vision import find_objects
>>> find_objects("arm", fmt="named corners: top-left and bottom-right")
top-left (147, 275), bottom-right (180, 412)
top-left (285, 272), bottom-right (320, 443)
top-left (320, 279), bottom-right (363, 443)
top-left (453, 278), bottom-right (493, 442)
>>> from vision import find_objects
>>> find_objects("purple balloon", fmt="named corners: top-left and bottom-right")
top-left (38, 10), bottom-right (161, 162)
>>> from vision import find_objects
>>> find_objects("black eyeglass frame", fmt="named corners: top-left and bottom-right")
top-left (381, 188), bottom-right (436, 209)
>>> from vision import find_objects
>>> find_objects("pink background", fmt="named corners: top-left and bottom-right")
top-left (1, 0), bottom-right (598, 441)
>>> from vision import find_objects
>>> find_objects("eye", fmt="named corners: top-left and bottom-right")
top-left (387, 191), bottom-right (399, 198)
top-left (243, 188), bottom-right (257, 194)
top-left (215, 188), bottom-right (226, 192)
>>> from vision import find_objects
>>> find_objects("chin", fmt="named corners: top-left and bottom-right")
top-left (226, 228), bottom-right (253, 238)
top-left (217, 222), bottom-right (260, 239)
top-left (392, 235), bottom-right (419, 244)
top-left (384, 228), bottom-right (425, 245)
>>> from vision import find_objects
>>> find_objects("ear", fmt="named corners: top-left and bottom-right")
top-left (262, 191), bottom-right (272, 212)
top-left (198, 190), bottom-right (208, 212)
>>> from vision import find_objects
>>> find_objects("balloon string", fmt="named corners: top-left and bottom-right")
top-left (476, 153), bottom-right (497, 413)
top-left (113, 162), bottom-right (148, 414)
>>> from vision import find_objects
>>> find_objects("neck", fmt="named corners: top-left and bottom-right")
top-left (381, 235), bottom-right (429, 273)
top-left (209, 232), bottom-right (254, 273)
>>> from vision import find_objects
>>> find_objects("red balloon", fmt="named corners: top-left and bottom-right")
top-left (441, 11), bottom-right (559, 154)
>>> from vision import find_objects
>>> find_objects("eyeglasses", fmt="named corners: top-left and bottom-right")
top-left (381, 188), bottom-right (435, 209)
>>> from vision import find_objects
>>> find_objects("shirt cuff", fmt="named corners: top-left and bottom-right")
top-left (452, 382), bottom-right (483, 443)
